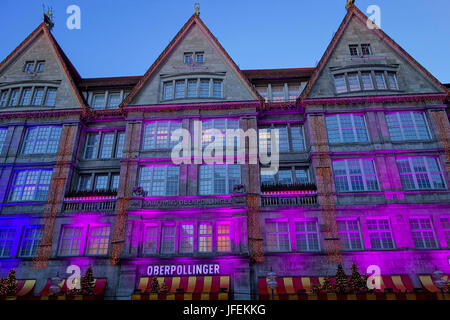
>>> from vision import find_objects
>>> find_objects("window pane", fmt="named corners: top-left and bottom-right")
top-left (199, 79), bottom-right (209, 97)
top-left (361, 72), bottom-right (374, 90)
top-left (175, 80), bottom-right (185, 99)
top-left (334, 74), bottom-right (347, 93)
top-left (271, 85), bottom-right (284, 102)
top-left (163, 82), bottom-right (173, 100)
top-left (107, 93), bottom-right (121, 108)
top-left (375, 72), bottom-right (386, 90)
top-left (187, 79), bottom-right (197, 98)
top-left (92, 94), bottom-right (105, 109)
top-left (213, 80), bottom-right (222, 98)
top-left (348, 73), bottom-right (361, 91)
top-left (32, 88), bottom-right (44, 105)
top-left (99, 132), bottom-right (115, 158)
top-left (20, 88), bottom-right (32, 105)
top-left (44, 88), bottom-right (57, 106)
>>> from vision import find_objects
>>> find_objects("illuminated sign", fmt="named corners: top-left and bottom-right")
top-left (147, 264), bottom-right (220, 276)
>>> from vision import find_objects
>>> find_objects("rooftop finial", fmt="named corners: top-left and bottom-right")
top-left (346, 0), bottom-right (355, 10)
top-left (194, 2), bottom-right (200, 16)
top-left (42, 4), bottom-right (55, 30)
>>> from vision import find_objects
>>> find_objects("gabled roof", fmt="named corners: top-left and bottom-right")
top-left (0, 22), bottom-right (87, 110)
top-left (298, 5), bottom-right (448, 103)
top-left (122, 13), bottom-right (262, 107)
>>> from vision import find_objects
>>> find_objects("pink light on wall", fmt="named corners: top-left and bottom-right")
top-left (261, 190), bottom-right (317, 196)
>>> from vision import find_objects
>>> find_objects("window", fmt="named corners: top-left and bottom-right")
top-left (333, 159), bottom-right (379, 192)
top-left (440, 217), bottom-right (450, 247)
top-left (199, 164), bottom-right (241, 195)
top-left (32, 88), bottom-right (44, 105)
top-left (0, 228), bottom-right (16, 257)
top-left (295, 169), bottom-right (310, 183)
top-left (175, 80), bottom-right (185, 99)
top-left (92, 94), bottom-right (105, 109)
top-left (266, 221), bottom-right (290, 251)
top-left (139, 166), bottom-right (179, 196)
top-left (271, 85), bottom-right (284, 102)
top-left (161, 225), bottom-right (176, 254)
top-left (337, 219), bottom-right (363, 250)
top-left (386, 112), bottom-right (430, 141)
top-left (44, 88), bottom-right (57, 106)
top-left (179, 224), bottom-right (194, 253)
top-left (22, 126), bottom-right (62, 154)
top-left (295, 221), bottom-right (320, 251)
top-left (143, 225), bottom-right (158, 255)
top-left (256, 86), bottom-right (268, 102)
top-left (349, 45), bottom-right (359, 56)
top-left (409, 218), bottom-right (437, 249)
top-left (199, 223), bottom-right (212, 252)
top-left (0, 128), bottom-right (7, 153)
top-left (367, 219), bottom-right (394, 249)
top-left (35, 61), bottom-right (45, 72)
top-left (24, 62), bottom-right (34, 73)
top-left (184, 53), bottom-right (193, 64)
top-left (78, 175), bottom-right (92, 191)
top-left (396, 157), bottom-right (445, 190)
top-left (0, 90), bottom-right (8, 107)
top-left (287, 84), bottom-right (299, 101)
top-left (361, 44), bottom-right (371, 55)
top-left (258, 125), bottom-right (305, 153)
top-left (9, 88), bottom-right (19, 106)
top-left (213, 80), bottom-right (222, 98)
top-left (107, 92), bottom-right (121, 108)
top-left (261, 168), bottom-right (310, 185)
top-left (86, 225), bottom-right (110, 255)
top-left (111, 174), bottom-right (120, 190)
top-left (374, 72), bottom-right (386, 90)
top-left (387, 72), bottom-right (399, 90)
top-left (9, 169), bottom-right (53, 201)
top-left (84, 133), bottom-right (99, 159)
top-left (84, 131), bottom-right (124, 159)
top-left (163, 82), bottom-right (173, 100)
top-left (20, 88), bottom-right (32, 105)
top-left (116, 131), bottom-right (125, 157)
top-left (195, 52), bottom-right (204, 64)
top-left (99, 132), bottom-right (115, 158)
top-left (94, 174), bottom-right (108, 190)
top-left (19, 226), bottom-right (42, 257)
top-left (142, 121), bottom-right (181, 150)
top-left (199, 79), bottom-right (210, 97)
top-left (277, 169), bottom-right (293, 184)
top-left (202, 118), bottom-right (239, 153)
top-left (361, 72), bottom-right (374, 90)
top-left (187, 79), bottom-right (197, 97)
top-left (217, 223), bottom-right (231, 252)
top-left (334, 74), bottom-right (347, 93)
top-left (347, 73), bottom-right (361, 91)
top-left (59, 226), bottom-right (83, 256)
top-left (325, 114), bottom-right (368, 143)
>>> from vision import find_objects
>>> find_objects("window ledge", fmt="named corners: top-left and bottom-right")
top-left (336, 89), bottom-right (403, 96)
top-left (160, 97), bottom-right (225, 102)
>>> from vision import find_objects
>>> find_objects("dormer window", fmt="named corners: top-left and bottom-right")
top-left (24, 62), bottom-right (34, 73)
top-left (184, 53), bottom-right (193, 64)
top-left (349, 45), bottom-right (359, 56)
top-left (92, 94), bottom-right (105, 109)
top-left (35, 61), bottom-right (45, 72)
top-left (361, 44), bottom-right (371, 55)
top-left (195, 52), bottom-right (204, 64)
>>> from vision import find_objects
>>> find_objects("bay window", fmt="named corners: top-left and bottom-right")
top-left (386, 111), bottom-right (430, 141)
top-left (139, 166), bottom-right (179, 196)
top-left (396, 157), bottom-right (445, 190)
top-left (198, 164), bottom-right (241, 195)
top-left (333, 159), bottom-right (379, 192)
top-left (9, 169), bottom-right (53, 201)
top-left (325, 114), bottom-right (368, 143)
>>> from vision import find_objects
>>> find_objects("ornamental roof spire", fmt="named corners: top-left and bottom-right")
top-left (346, 0), bottom-right (355, 10)
top-left (194, 2), bottom-right (200, 16)
top-left (43, 5), bottom-right (55, 31)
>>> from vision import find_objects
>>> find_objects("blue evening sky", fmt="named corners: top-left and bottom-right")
top-left (1, 0), bottom-right (449, 83)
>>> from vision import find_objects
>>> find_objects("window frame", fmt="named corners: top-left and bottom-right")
top-left (325, 114), bottom-right (369, 144)
top-left (337, 219), bottom-right (364, 251)
top-left (9, 169), bottom-right (53, 202)
top-left (366, 218), bottom-right (395, 250)
top-left (138, 165), bottom-right (180, 197)
top-left (385, 111), bottom-right (431, 141)
top-left (409, 217), bottom-right (438, 249)
top-left (265, 220), bottom-right (291, 252)
top-left (396, 156), bottom-right (446, 190)
top-left (332, 159), bottom-right (380, 192)
top-left (19, 225), bottom-right (43, 257)
top-left (198, 164), bottom-right (241, 196)
top-left (294, 220), bottom-right (321, 252)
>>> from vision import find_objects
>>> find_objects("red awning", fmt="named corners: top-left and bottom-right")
top-left (419, 274), bottom-right (449, 293)
top-left (132, 276), bottom-right (229, 300)
top-left (38, 278), bottom-right (107, 300)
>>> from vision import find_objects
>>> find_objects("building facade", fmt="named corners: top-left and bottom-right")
top-left (0, 5), bottom-right (449, 300)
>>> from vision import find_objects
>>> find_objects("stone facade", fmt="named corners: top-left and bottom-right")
top-left (0, 7), bottom-right (449, 300)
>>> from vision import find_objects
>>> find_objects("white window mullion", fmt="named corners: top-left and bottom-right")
top-left (337, 115), bottom-right (344, 142)
top-left (408, 158), bottom-right (419, 189)
top-left (351, 115), bottom-right (358, 142)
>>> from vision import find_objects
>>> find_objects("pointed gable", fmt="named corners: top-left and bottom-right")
top-left (299, 6), bottom-right (447, 101)
top-left (123, 14), bottom-right (261, 106)
top-left (0, 22), bottom-right (86, 111)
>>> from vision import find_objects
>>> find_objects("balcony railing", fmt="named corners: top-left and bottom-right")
top-left (63, 195), bottom-right (117, 212)
top-left (261, 194), bottom-right (317, 207)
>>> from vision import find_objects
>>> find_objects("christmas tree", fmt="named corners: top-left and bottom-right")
top-left (321, 275), bottom-right (333, 293)
top-left (445, 279), bottom-right (450, 293)
top-left (150, 276), bottom-right (160, 293)
top-left (159, 281), bottom-right (168, 294)
top-left (80, 267), bottom-right (95, 296)
top-left (4, 269), bottom-right (17, 296)
top-left (0, 277), bottom-right (6, 296)
top-left (334, 264), bottom-right (348, 294)
top-left (348, 263), bottom-right (366, 292)
top-left (311, 282), bottom-right (321, 294)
